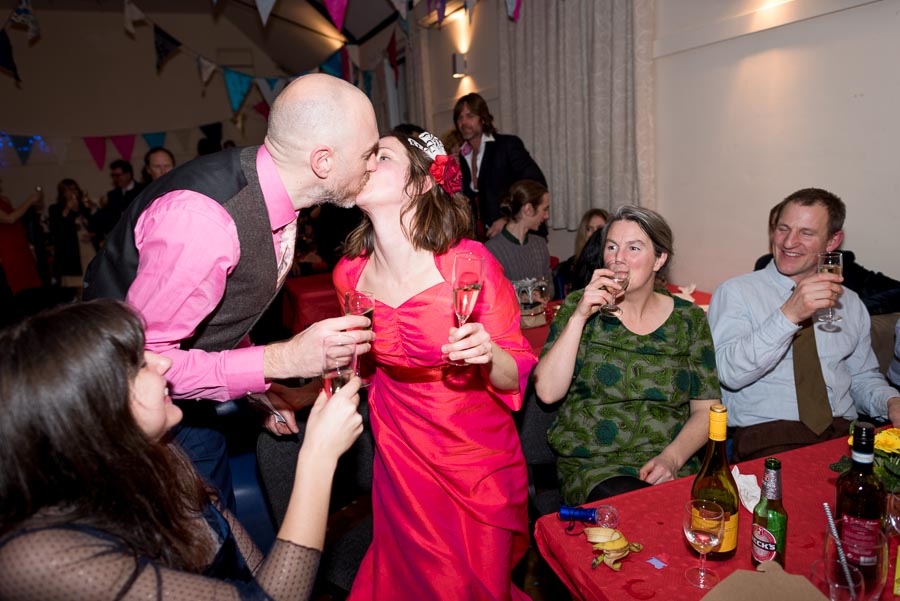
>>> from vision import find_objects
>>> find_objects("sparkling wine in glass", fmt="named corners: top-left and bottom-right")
top-left (449, 252), bottom-right (485, 365)
top-left (322, 334), bottom-right (357, 399)
top-left (817, 251), bottom-right (843, 331)
top-left (345, 290), bottom-right (374, 386)
top-left (600, 263), bottom-right (630, 316)
top-left (683, 499), bottom-right (725, 589)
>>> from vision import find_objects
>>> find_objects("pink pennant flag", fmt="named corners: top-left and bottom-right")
top-left (110, 134), bottom-right (136, 163)
top-left (253, 101), bottom-right (270, 120)
top-left (324, 0), bottom-right (348, 32)
top-left (506, 0), bottom-right (522, 22)
top-left (83, 136), bottom-right (107, 170)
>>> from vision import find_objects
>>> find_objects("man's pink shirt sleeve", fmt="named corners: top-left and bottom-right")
top-left (127, 190), bottom-right (266, 401)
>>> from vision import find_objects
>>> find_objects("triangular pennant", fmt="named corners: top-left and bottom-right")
top-left (252, 100), bottom-right (270, 120)
top-left (110, 134), bottom-right (136, 163)
top-left (172, 128), bottom-right (192, 154)
top-left (388, 0), bottom-right (407, 20)
top-left (340, 47), bottom-right (351, 82)
top-left (123, 0), bottom-right (146, 36)
top-left (255, 0), bottom-right (277, 27)
top-left (196, 55), bottom-right (217, 85)
top-left (319, 51), bottom-right (342, 78)
top-left (199, 122), bottom-right (223, 144)
top-left (254, 77), bottom-right (286, 106)
top-left (324, 0), bottom-right (348, 32)
top-left (10, 0), bottom-right (41, 41)
top-left (0, 30), bottom-right (21, 83)
top-left (222, 69), bottom-right (254, 113)
top-left (435, 0), bottom-right (447, 25)
top-left (142, 132), bottom-right (167, 149)
top-left (387, 31), bottom-right (399, 86)
top-left (506, 0), bottom-right (521, 21)
top-left (9, 135), bottom-right (34, 166)
top-left (465, 0), bottom-right (476, 24)
top-left (153, 25), bottom-right (182, 73)
top-left (83, 137), bottom-right (107, 170)
top-left (46, 136), bottom-right (70, 165)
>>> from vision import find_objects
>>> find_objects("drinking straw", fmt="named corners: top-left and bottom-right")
top-left (823, 502), bottom-right (857, 601)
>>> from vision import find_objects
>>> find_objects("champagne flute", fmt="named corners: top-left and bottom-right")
top-left (683, 499), bottom-right (725, 589)
top-left (600, 263), bottom-right (630, 316)
top-left (345, 290), bottom-right (374, 386)
top-left (322, 334), bottom-right (357, 399)
top-left (817, 252), bottom-right (843, 331)
top-left (449, 252), bottom-right (485, 365)
top-left (825, 518), bottom-right (888, 600)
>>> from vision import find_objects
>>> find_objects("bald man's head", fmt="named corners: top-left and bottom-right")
top-left (265, 74), bottom-right (379, 209)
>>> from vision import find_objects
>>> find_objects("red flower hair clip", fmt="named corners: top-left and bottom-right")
top-left (408, 132), bottom-right (463, 196)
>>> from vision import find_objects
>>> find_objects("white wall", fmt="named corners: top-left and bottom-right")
top-left (0, 10), bottom-right (279, 207)
top-left (655, 0), bottom-right (900, 292)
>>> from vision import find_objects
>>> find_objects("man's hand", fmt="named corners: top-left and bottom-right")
top-left (264, 315), bottom-right (374, 380)
top-left (888, 397), bottom-right (900, 428)
top-left (262, 381), bottom-right (320, 436)
top-left (780, 272), bottom-right (843, 325)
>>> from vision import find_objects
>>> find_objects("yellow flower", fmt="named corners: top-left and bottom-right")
top-left (875, 429), bottom-right (900, 454)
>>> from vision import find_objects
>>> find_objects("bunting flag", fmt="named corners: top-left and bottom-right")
top-left (142, 132), bottom-right (166, 149)
top-left (10, 0), bottom-right (41, 41)
top-left (319, 50), bottom-right (342, 79)
top-left (255, 0), bottom-right (277, 27)
top-left (222, 68), bottom-right (253, 112)
top-left (435, 0), bottom-right (447, 25)
top-left (465, 0), bottom-right (476, 24)
top-left (123, 0), bottom-right (147, 36)
top-left (254, 77), bottom-right (286, 106)
top-left (83, 137), bottom-right (107, 170)
top-left (110, 134), bottom-right (136, 163)
top-left (153, 25), bottom-right (181, 73)
top-left (0, 30), bottom-right (21, 82)
top-left (388, 0), bottom-right (407, 20)
top-left (506, 0), bottom-right (521, 21)
top-left (252, 100), bottom-right (270, 120)
top-left (8, 134), bottom-right (35, 165)
top-left (324, 0), bottom-right (348, 32)
top-left (199, 122), bottom-right (222, 144)
top-left (387, 31), bottom-right (398, 86)
top-left (196, 55), bottom-right (217, 85)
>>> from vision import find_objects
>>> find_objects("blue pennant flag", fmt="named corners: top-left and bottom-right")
top-left (319, 51), bottom-right (342, 78)
top-left (0, 30), bottom-right (21, 82)
top-left (223, 68), bottom-right (254, 112)
top-left (142, 132), bottom-right (166, 149)
top-left (9, 134), bottom-right (35, 165)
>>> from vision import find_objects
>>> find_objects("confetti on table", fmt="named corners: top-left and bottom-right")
top-left (646, 557), bottom-right (667, 570)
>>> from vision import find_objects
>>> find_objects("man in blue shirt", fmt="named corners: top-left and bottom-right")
top-left (709, 188), bottom-right (900, 461)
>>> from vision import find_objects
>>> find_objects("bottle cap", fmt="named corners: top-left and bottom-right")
top-left (852, 422), bottom-right (875, 453)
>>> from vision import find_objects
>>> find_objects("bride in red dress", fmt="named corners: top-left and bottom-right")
top-left (334, 132), bottom-right (534, 600)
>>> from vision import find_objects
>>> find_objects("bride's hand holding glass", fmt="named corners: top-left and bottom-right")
top-left (442, 322), bottom-right (494, 365)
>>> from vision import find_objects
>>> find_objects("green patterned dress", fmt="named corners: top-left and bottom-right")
top-left (544, 290), bottom-right (720, 505)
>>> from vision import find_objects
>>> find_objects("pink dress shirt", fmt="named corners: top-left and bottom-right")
top-left (127, 145), bottom-right (297, 401)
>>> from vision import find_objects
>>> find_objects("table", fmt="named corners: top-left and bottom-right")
top-left (534, 436), bottom-right (896, 600)
top-left (282, 273), bottom-right (343, 333)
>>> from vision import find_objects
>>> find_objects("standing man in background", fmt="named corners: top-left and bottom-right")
top-left (84, 74), bottom-right (378, 509)
top-left (453, 93), bottom-right (546, 239)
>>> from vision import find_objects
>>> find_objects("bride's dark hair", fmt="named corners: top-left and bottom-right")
top-left (0, 300), bottom-right (212, 570)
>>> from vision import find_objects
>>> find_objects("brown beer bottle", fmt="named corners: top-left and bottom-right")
top-left (691, 405), bottom-right (739, 559)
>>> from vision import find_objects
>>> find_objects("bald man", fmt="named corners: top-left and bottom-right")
top-left (84, 74), bottom-right (379, 508)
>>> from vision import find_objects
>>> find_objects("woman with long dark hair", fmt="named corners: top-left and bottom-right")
top-left (335, 132), bottom-right (535, 600)
top-left (0, 299), bottom-right (363, 600)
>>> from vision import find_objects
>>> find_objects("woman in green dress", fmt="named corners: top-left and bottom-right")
top-left (534, 205), bottom-right (720, 505)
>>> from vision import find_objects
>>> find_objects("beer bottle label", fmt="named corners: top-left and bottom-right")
top-left (751, 524), bottom-right (778, 562)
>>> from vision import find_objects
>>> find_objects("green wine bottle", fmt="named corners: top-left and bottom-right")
top-left (691, 404), bottom-right (739, 559)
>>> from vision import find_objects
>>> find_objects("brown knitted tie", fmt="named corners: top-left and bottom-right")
top-left (793, 318), bottom-right (832, 435)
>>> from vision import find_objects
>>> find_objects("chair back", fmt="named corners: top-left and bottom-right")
top-left (516, 370), bottom-right (562, 518)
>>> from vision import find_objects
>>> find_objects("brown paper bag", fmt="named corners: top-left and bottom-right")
top-left (701, 562), bottom-right (826, 601)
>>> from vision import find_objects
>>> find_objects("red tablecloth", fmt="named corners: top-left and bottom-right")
top-left (534, 436), bottom-right (896, 600)
top-left (282, 273), bottom-right (343, 333)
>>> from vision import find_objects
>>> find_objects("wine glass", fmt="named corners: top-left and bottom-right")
top-left (817, 252), bottom-right (843, 331)
top-left (449, 252), bottom-right (485, 365)
top-left (600, 263), bottom-right (630, 317)
top-left (810, 558), bottom-right (865, 601)
top-left (322, 334), bottom-right (357, 399)
top-left (345, 290), bottom-right (374, 386)
top-left (825, 517), bottom-right (888, 600)
top-left (884, 493), bottom-right (900, 537)
top-left (683, 499), bottom-right (725, 589)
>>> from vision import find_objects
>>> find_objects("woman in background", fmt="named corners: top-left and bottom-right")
top-left (556, 208), bottom-right (609, 297)
top-left (48, 178), bottom-right (95, 292)
top-left (0, 181), bottom-right (42, 296)
top-left (534, 205), bottom-right (719, 505)
top-left (335, 132), bottom-right (535, 600)
top-left (0, 299), bottom-right (363, 600)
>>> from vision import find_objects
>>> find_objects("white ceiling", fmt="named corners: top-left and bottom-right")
top-left (30, 0), bottom-right (401, 73)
